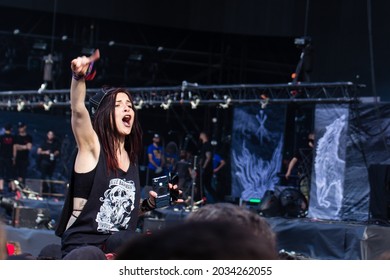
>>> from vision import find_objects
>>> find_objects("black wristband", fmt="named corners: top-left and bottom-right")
top-left (72, 61), bottom-right (96, 81)
top-left (72, 71), bottom-right (84, 81)
top-left (140, 197), bottom-right (156, 212)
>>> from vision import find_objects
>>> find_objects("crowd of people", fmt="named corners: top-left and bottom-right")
top-left (144, 130), bottom-right (228, 205)
top-left (0, 120), bottom-right (62, 197)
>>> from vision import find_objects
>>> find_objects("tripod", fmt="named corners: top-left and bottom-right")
top-left (190, 156), bottom-right (198, 211)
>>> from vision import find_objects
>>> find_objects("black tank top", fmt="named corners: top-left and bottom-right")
top-left (56, 148), bottom-right (141, 255)
top-left (73, 166), bottom-right (97, 199)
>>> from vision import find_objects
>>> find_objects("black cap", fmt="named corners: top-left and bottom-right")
top-left (18, 122), bottom-right (26, 128)
top-left (89, 87), bottom-right (116, 117)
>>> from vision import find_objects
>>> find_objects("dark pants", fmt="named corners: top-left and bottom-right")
top-left (40, 160), bottom-right (56, 194)
top-left (200, 168), bottom-right (218, 202)
top-left (0, 158), bottom-right (14, 192)
top-left (15, 159), bottom-right (29, 183)
top-left (146, 168), bottom-right (157, 187)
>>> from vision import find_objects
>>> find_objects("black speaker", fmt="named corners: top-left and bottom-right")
top-left (142, 207), bottom-right (188, 233)
top-left (279, 188), bottom-right (308, 218)
top-left (258, 190), bottom-right (282, 217)
top-left (142, 217), bottom-right (166, 234)
top-left (368, 164), bottom-right (390, 224)
top-left (12, 206), bottom-right (51, 229)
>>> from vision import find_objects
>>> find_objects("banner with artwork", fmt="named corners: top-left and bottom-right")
top-left (308, 104), bottom-right (349, 220)
top-left (231, 105), bottom-right (286, 201)
top-left (308, 103), bottom-right (390, 221)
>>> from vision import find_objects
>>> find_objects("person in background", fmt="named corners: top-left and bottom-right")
top-left (0, 123), bottom-right (15, 194)
top-left (212, 153), bottom-right (226, 175)
top-left (212, 152), bottom-right (226, 201)
top-left (37, 130), bottom-right (61, 196)
top-left (146, 133), bottom-right (164, 186)
top-left (175, 149), bottom-right (193, 200)
top-left (164, 140), bottom-right (179, 176)
top-left (13, 122), bottom-right (33, 185)
top-left (198, 131), bottom-right (217, 202)
top-left (285, 132), bottom-right (315, 203)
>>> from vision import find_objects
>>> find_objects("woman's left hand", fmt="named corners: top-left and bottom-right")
top-left (168, 183), bottom-right (183, 203)
top-left (147, 183), bottom-right (183, 206)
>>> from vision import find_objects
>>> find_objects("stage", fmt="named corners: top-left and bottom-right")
top-left (4, 203), bottom-right (390, 259)
top-left (266, 216), bottom-right (390, 260)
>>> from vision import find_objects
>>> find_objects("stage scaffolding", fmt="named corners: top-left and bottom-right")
top-left (0, 81), bottom-right (363, 111)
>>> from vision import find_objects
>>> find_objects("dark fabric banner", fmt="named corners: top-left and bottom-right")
top-left (309, 102), bottom-right (390, 221)
top-left (231, 105), bottom-right (286, 201)
top-left (342, 103), bottom-right (390, 221)
top-left (308, 104), bottom-right (349, 220)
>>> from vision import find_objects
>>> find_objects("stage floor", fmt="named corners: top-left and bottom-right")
top-left (266, 216), bottom-right (390, 260)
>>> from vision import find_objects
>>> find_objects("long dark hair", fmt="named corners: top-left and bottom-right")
top-left (92, 87), bottom-right (143, 172)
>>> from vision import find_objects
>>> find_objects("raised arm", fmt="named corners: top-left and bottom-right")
top-left (70, 50), bottom-right (100, 172)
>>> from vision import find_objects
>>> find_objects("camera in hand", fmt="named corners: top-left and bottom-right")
top-left (152, 173), bottom-right (179, 208)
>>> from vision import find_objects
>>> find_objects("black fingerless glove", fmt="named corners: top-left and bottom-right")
top-left (140, 197), bottom-right (156, 212)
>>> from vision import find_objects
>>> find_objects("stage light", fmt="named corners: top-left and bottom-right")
top-left (13, 29), bottom-right (20, 35)
top-left (43, 95), bottom-right (53, 111)
top-left (108, 40), bottom-right (115, 46)
top-left (260, 94), bottom-right (269, 109)
top-left (16, 99), bottom-right (25, 112)
top-left (190, 98), bottom-right (200, 109)
top-left (38, 82), bottom-right (47, 94)
top-left (43, 101), bottom-right (53, 111)
top-left (134, 99), bottom-right (144, 110)
top-left (160, 99), bottom-right (172, 110)
top-left (219, 95), bottom-right (231, 109)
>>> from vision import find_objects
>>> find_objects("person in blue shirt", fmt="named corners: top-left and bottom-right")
top-left (212, 152), bottom-right (226, 201)
top-left (213, 153), bottom-right (226, 174)
top-left (146, 133), bottom-right (164, 186)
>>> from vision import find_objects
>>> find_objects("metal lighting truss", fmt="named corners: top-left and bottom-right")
top-left (0, 81), bottom-right (361, 111)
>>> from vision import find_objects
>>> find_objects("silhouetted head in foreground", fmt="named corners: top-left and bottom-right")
top-left (186, 202), bottom-right (277, 252)
top-left (115, 220), bottom-right (278, 260)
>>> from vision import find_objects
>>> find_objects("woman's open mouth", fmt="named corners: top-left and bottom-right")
top-left (122, 115), bottom-right (131, 127)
